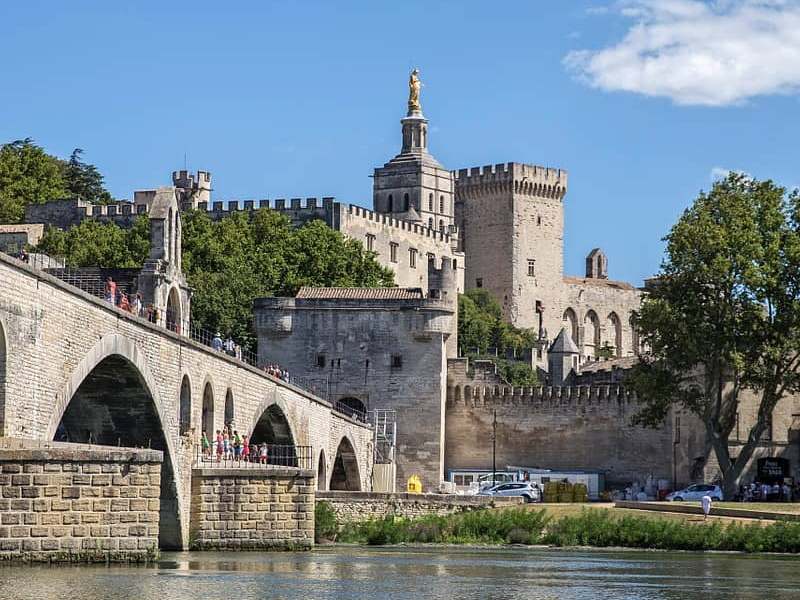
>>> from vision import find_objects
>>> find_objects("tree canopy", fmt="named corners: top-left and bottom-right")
top-left (37, 209), bottom-right (395, 350)
top-left (458, 288), bottom-right (539, 386)
top-left (627, 173), bottom-right (800, 497)
top-left (0, 139), bottom-right (112, 223)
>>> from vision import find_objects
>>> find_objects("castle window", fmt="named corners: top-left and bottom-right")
top-left (476, 278), bottom-right (483, 288)
top-left (439, 220), bottom-right (445, 233)
top-left (428, 193), bottom-right (433, 211)
top-left (365, 234), bottom-right (375, 251)
top-left (439, 195), bottom-right (444, 213)
top-left (403, 193), bottom-right (409, 211)
top-left (390, 242), bottom-right (398, 263)
top-left (391, 354), bottom-right (403, 369)
top-left (316, 354), bottom-right (326, 368)
top-left (428, 217), bottom-right (433, 229)
top-left (409, 248), bottom-right (417, 268)
top-left (537, 215), bottom-right (542, 226)
top-left (388, 194), bottom-right (394, 211)
top-left (427, 252), bottom-right (435, 265)
top-left (528, 259), bottom-right (536, 277)
top-left (453, 259), bottom-right (457, 269)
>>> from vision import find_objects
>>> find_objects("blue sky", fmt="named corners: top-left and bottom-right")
top-left (2, 1), bottom-right (799, 285)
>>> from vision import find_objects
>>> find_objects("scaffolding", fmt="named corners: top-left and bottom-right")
top-left (372, 409), bottom-right (396, 465)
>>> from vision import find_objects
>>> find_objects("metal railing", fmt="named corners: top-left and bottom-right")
top-left (333, 399), bottom-right (368, 423)
top-left (195, 443), bottom-right (312, 470)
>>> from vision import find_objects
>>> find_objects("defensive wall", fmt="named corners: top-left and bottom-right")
top-left (0, 252), bottom-right (372, 549)
top-left (316, 491), bottom-right (522, 524)
top-left (0, 439), bottom-right (162, 562)
top-left (445, 358), bottom-right (675, 487)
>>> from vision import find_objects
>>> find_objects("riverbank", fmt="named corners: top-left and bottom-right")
top-left (317, 502), bottom-right (800, 553)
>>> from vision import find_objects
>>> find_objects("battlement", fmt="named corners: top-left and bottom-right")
top-left (346, 204), bottom-right (454, 244)
top-left (447, 383), bottom-right (635, 411)
top-left (196, 196), bottom-right (336, 215)
top-left (453, 162), bottom-right (567, 200)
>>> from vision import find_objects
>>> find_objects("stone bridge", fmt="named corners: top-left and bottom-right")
top-left (0, 252), bottom-right (372, 549)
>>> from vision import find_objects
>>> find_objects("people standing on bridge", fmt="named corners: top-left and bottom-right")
top-left (241, 434), bottom-right (250, 462)
top-left (104, 277), bottom-right (117, 304)
top-left (259, 442), bottom-right (268, 465)
top-left (132, 292), bottom-right (143, 317)
top-left (215, 430), bottom-right (223, 461)
top-left (201, 430), bottom-right (211, 459)
top-left (212, 332), bottom-right (223, 352)
top-left (224, 336), bottom-right (236, 356)
top-left (118, 292), bottom-right (130, 312)
top-left (233, 430), bottom-right (242, 461)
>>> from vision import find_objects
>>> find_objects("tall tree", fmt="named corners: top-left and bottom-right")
top-left (627, 173), bottom-right (800, 498)
top-left (0, 139), bottom-right (67, 223)
top-left (63, 148), bottom-right (113, 204)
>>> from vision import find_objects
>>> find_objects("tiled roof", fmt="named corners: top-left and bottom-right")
top-left (295, 287), bottom-right (424, 300)
top-left (579, 356), bottom-right (640, 373)
top-left (563, 276), bottom-right (637, 291)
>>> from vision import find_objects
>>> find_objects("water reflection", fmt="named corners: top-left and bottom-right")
top-left (0, 547), bottom-right (798, 600)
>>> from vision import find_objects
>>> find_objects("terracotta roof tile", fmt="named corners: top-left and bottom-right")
top-left (295, 287), bottom-right (424, 300)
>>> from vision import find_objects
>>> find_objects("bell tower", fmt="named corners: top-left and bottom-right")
top-left (373, 70), bottom-right (454, 233)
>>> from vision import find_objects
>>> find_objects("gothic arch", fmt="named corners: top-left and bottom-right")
top-left (179, 374), bottom-right (191, 436)
top-left (562, 308), bottom-right (579, 345)
top-left (330, 435), bottom-right (361, 491)
top-left (317, 449), bottom-right (328, 491)
top-left (583, 310), bottom-right (600, 358)
top-left (166, 286), bottom-right (182, 334)
top-left (248, 398), bottom-right (299, 447)
top-left (336, 396), bottom-right (366, 419)
top-left (224, 388), bottom-right (235, 428)
top-left (606, 311), bottom-right (622, 357)
top-left (47, 333), bottom-right (185, 549)
top-left (201, 378), bottom-right (215, 438)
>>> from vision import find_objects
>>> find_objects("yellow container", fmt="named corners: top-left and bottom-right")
top-left (407, 475), bottom-right (422, 494)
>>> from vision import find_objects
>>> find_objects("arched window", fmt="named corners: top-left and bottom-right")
top-left (167, 208), bottom-right (173, 262)
top-left (337, 396), bottom-right (367, 420)
top-left (562, 308), bottom-right (578, 345)
top-left (605, 312), bottom-right (622, 357)
top-left (179, 375), bottom-right (191, 435)
top-left (439, 220), bottom-right (445, 233)
top-left (428, 193), bottom-right (433, 211)
top-left (428, 217), bottom-right (433, 229)
top-left (584, 310), bottom-right (600, 359)
top-left (388, 194), bottom-right (393, 212)
top-left (439, 195), bottom-right (444, 214)
top-left (403, 193), bottom-right (409, 211)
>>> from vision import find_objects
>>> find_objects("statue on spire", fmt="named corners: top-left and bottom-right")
top-left (408, 68), bottom-right (422, 115)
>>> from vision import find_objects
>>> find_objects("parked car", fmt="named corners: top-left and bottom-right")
top-left (478, 482), bottom-right (541, 503)
top-left (665, 484), bottom-right (723, 502)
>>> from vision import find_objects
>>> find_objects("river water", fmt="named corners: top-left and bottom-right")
top-left (0, 547), bottom-right (798, 599)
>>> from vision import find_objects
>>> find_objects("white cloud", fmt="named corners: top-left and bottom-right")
top-left (710, 166), bottom-right (750, 180)
top-left (565, 1), bottom-right (800, 106)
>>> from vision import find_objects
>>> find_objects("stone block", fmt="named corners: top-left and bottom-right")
top-left (33, 475), bottom-right (49, 486)
top-left (10, 499), bottom-right (30, 511)
top-left (22, 487), bottom-right (40, 498)
top-left (61, 487), bottom-right (80, 499)
top-left (51, 526), bottom-right (70, 537)
top-left (10, 526), bottom-right (30, 537)
top-left (41, 539), bottom-right (60, 551)
top-left (81, 513), bottom-right (100, 524)
top-left (91, 475), bottom-right (111, 486)
top-left (22, 464), bottom-right (43, 474)
top-left (62, 513), bottom-right (80, 525)
top-left (72, 525), bottom-right (88, 537)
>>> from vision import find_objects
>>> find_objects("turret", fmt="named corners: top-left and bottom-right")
top-left (172, 170), bottom-right (212, 211)
top-left (548, 328), bottom-right (580, 385)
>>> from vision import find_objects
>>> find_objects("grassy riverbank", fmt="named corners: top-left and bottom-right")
top-left (317, 503), bottom-right (800, 553)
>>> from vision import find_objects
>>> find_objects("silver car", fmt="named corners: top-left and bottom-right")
top-left (478, 482), bottom-right (541, 503)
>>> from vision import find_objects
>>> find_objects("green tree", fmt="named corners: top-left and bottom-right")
top-left (63, 148), bottom-right (113, 204)
top-left (627, 173), bottom-right (800, 498)
top-left (0, 139), bottom-right (67, 223)
top-left (458, 288), bottom-right (538, 386)
top-left (36, 216), bottom-right (150, 268)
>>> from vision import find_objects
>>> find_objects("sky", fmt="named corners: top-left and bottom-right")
top-left (2, 0), bottom-right (799, 286)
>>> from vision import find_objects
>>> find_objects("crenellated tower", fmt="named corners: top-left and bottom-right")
top-left (373, 70), bottom-right (455, 234)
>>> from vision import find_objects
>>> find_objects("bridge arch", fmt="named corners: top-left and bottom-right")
top-left (224, 389), bottom-right (235, 429)
top-left (179, 374), bottom-right (191, 436)
top-left (47, 333), bottom-right (185, 550)
top-left (166, 286), bottom-right (182, 334)
top-left (201, 378), bottom-right (215, 438)
top-left (0, 317), bottom-right (6, 435)
top-left (317, 449), bottom-right (328, 491)
top-left (330, 435), bottom-right (361, 491)
top-left (248, 399), bottom-right (298, 447)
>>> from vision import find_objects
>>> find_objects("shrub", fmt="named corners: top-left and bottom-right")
top-left (314, 501), bottom-right (338, 543)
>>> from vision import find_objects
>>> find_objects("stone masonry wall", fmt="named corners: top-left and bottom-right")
top-left (316, 491), bottom-right (521, 524)
top-left (190, 467), bottom-right (314, 550)
top-left (0, 440), bottom-right (162, 562)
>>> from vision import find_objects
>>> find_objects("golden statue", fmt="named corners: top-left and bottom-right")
top-left (408, 68), bottom-right (422, 113)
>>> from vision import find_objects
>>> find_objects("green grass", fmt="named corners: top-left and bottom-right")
top-left (320, 506), bottom-right (800, 553)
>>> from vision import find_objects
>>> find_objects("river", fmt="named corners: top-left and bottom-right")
top-left (0, 547), bottom-right (798, 599)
